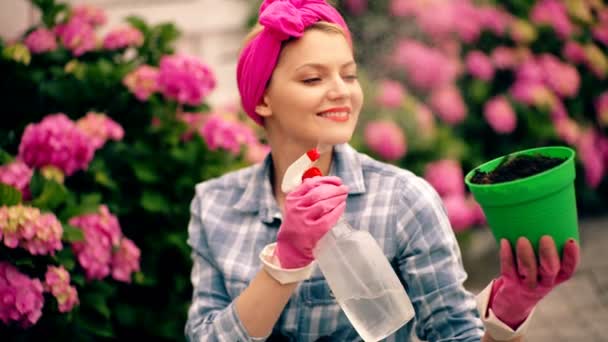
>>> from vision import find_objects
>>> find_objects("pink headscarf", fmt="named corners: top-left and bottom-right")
top-left (237, 0), bottom-right (351, 125)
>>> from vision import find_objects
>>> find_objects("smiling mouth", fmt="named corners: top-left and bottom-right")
top-left (317, 108), bottom-right (351, 122)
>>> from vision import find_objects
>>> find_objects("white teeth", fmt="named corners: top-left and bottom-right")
top-left (319, 112), bottom-right (348, 118)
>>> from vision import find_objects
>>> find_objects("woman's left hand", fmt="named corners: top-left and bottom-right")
top-left (488, 235), bottom-right (580, 329)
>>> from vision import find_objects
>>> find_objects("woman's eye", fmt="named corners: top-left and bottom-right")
top-left (302, 77), bottom-right (322, 84)
top-left (343, 74), bottom-right (358, 81)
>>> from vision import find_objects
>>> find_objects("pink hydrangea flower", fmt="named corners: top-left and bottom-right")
top-left (76, 112), bottom-right (125, 150)
top-left (424, 159), bottom-right (465, 197)
top-left (416, 2), bottom-right (459, 41)
top-left (0, 160), bottom-right (33, 200)
top-left (376, 80), bottom-right (406, 109)
top-left (466, 51), bottom-right (495, 81)
top-left (123, 65), bottom-right (159, 101)
top-left (0, 262), bottom-right (44, 327)
top-left (442, 195), bottom-right (475, 232)
top-left (562, 41), bottom-right (587, 64)
top-left (415, 104), bottom-right (436, 140)
top-left (429, 85), bottom-right (467, 125)
top-left (245, 142), bottom-right (271, 165)
top-left (484, 96), bottom-right (517, 134)
top-left (363, 120), bottom-right (407, 161)
top-left (54, 17), bottom-right (96, 57)
top-left (595, 91), bottom-right (608, 126)
top-left (44, 266), bottom-right (78, 313)
top-left (199, 114), bottom-right (257, 156)
top-left (509, 80), bottom-right (552, 107)
top-left (69, 205), bottom-right (122, 280)
top-left (477, 6), bottom-right (511, 36)
top-left (344, 0), bottom-right (367, 15)
top-left (491, 47), bottom-right (517, 70)
top-left (111, 238), bottom-right (141, 283)
top-left (467, 195), bottom-right (486, 226)
top-left (389, 0), bottom-right (418, 17)
top-left (537, 54), bottom-right (580, 98)
top-left (23, 28), bottom-right (57, 54)
top-left (178, 112), bottom-right (208, 141)
top-left (71, 4), bottom-right (107, 27)
top-left (393, 40), bottom-right (460, 90)
top-left (530, 0), bottom-right (576, 39)
top-left (102, 26), bottom-right (144, 50)
top-left (157, 54), bottom-right (216, 106)
top-left (577, 129), bottom-right (606, 188)
top-left (0, 205), bottom-right (63, 255)
top-left (553, 117), bottom-right (581, 145)
top-left (18, 113), bottom-right (95, 176)
top-left (593, 23), bottom-right (608, 47)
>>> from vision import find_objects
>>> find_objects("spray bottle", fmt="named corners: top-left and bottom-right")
top-left (282, 147), bottom-right (415, 342)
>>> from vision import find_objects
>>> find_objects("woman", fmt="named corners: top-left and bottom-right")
top-left (185, 1), bottom-right (580, 341)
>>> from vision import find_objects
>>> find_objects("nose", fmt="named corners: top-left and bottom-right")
top-left (327, 76), bottom-right (349, 100)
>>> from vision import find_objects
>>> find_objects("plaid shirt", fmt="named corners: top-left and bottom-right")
top-left (185, 144), bottom-right (484, 342)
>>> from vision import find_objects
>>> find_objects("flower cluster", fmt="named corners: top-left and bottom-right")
top-left (363, 120), bottom-right (407, 161)
top-left (69, 205), bottom-right (140, 282)
top-left (157, 54), bottom-right (217, 106)
top-left (0, 205), bottom-right (63, 255)
top-left (18, 114), bottom-right (95, 176)
top-left (0, 262), bottom-right (44, 327)
top-left (102, 26), bottom-right (144, 50)
top-left (76, 112), bottom-right (125, 150)
top-left (44, 266), bottom-right (79, 313)
top-left (423, 160), bottom-right (485, 232)
top-left (0, 160), bottom-right (33, 200)
top-left (199, 112), bottom-right (259, 157)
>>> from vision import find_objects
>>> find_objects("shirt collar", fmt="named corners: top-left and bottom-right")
top-left (233, 143), bottom-right (366, 223)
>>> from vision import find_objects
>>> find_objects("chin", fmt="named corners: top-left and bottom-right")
top-left (318, 130), bottom-right (354, 146)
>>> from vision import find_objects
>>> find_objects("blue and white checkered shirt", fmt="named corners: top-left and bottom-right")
top-left (185, 143), bottom-right (484, 341)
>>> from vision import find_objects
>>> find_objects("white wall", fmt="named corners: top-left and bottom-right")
top-left (0, 0), bottom-right (253, 107)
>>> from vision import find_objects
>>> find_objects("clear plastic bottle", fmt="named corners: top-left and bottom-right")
top-left (283, 148), bottom-right (415, 341)
top-left (313, 218), bottom-right (415, 342)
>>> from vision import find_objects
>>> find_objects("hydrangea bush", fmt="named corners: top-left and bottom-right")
top-left (333, 0), bottom-right (608, 232)
top-left (1, 0), bottom-right (265, 339)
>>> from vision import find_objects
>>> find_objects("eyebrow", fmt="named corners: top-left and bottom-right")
top-left (295, 61), bottom-right (356, 71)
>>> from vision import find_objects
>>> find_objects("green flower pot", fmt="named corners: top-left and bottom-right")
top-left (464, 146), bottom-right (579, 253)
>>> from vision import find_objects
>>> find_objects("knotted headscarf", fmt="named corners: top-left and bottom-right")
top-left (237, 0), bottom-right (351, 125)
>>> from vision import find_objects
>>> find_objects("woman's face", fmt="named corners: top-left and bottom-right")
top-left (257, 28), bottom-right (363, 148)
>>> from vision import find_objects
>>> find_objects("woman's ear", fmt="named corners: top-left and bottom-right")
top-left (255, 94), bottom-right (272, 118)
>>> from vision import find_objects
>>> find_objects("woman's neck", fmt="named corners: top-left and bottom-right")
top-left (269, 142), bottom-right (334, 210)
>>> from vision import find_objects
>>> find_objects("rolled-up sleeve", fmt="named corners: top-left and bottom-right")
top-left (396, 177), bottom-right (484, 341)
top-left (185, 194), bottom-right (261, 342)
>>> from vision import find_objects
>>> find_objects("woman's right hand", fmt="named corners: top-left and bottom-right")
top-left (275, 176), bottom-right (348, 269)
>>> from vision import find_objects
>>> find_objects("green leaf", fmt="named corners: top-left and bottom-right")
top-left (0, 183), bottom-right (22, 205)
top-left (82, 292), bottom-right (112, 319)
top-left (62, 224), bottom-right (85, 243)
top-left (58, 193), bottom-right (101, 221)
top-left (126, 16), bottom-right (150, 35)
top-left (94, 169), bottom-right (119, 190)
top-left (133, 161), bottom-right (160, 183)
top-left (31, 177), bottom-right (68, 210)
top-left (53, 248), bottom-right (76, 271)
top-left (140, 190), bottom-right (169, 213)
top-left (0, 148), bottom-right (13, 164)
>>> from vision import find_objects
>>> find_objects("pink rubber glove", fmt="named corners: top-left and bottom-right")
top-left (489, 235), bottom-right (580, 329)
top-left (275, 176), bottom-right (348, 269)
